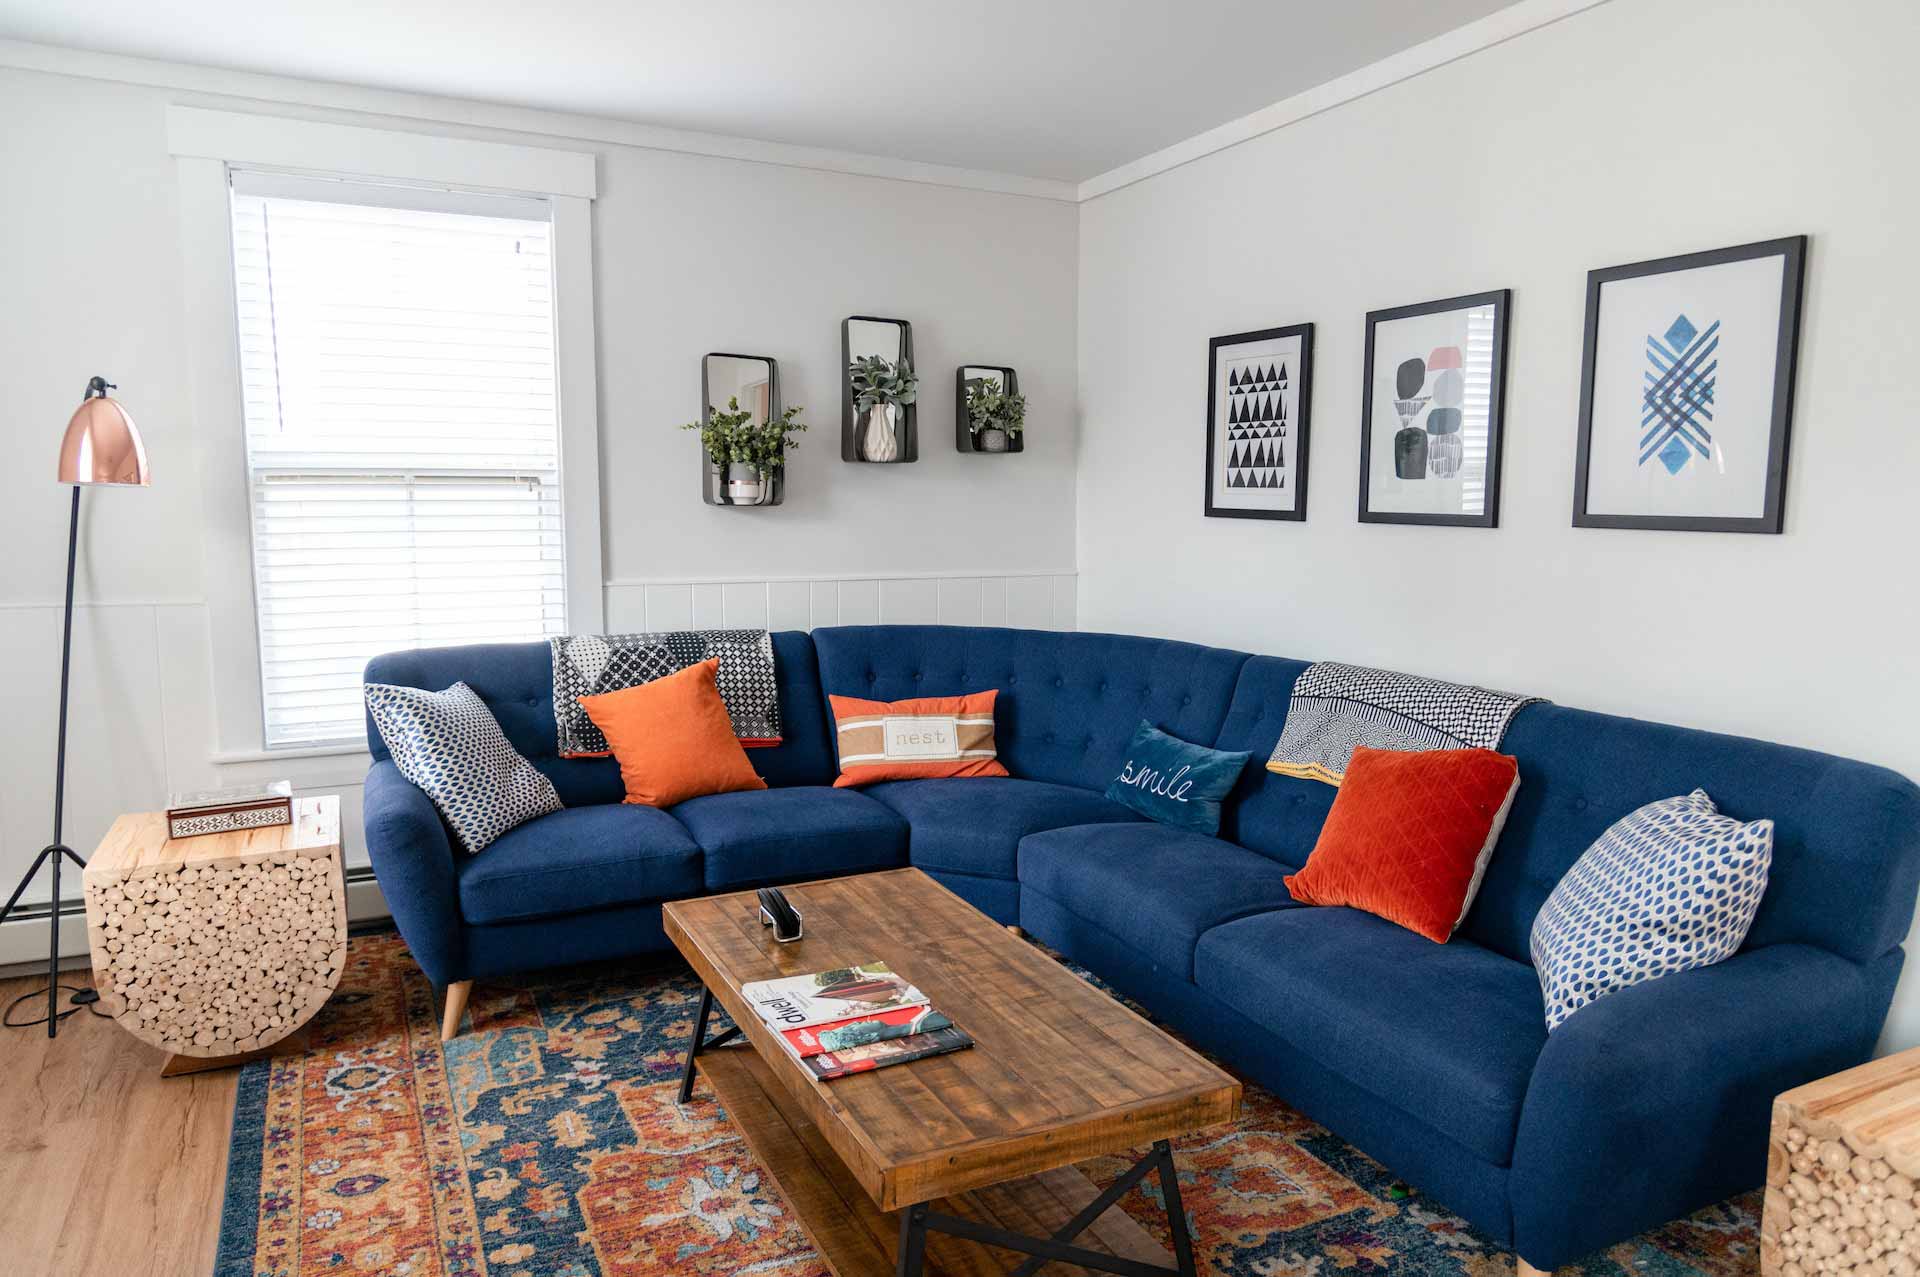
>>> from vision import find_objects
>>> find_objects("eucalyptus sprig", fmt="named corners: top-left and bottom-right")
top-left (965, 380), bottom-right (1026, 436)
top-left (681, 397), bottom-right (808, 474)
top-left (849, 355), bottom-right (919, 410)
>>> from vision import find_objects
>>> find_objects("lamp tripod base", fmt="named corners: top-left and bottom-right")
top-left (0, 841), bottom-right (96, 1038)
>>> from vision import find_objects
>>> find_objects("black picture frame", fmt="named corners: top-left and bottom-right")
top-left (1203, 322), bottom-right (1314, 521)
top-left (841, 315), bottom-right (917, 463)
top-left (1572, 235), bottom-right (1806, 533)
top-left (1358, 289), bottom-right (1511, 528)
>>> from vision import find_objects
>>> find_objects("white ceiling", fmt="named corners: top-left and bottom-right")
top-left (0, 0), bottom-right (1521, 183)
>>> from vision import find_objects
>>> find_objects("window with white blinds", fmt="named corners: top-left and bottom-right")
top-left (230, 172), bottom-right (568, 749)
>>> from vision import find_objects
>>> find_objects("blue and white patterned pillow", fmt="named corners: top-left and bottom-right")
top-left (365, 681), bottom-right (562, 854)
top-left (1530, 789), bottom-right (1773, 1032)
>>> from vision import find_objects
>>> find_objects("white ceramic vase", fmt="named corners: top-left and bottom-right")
top-left (726, 462), bottom-right (765, 504)
top-left (862, 403), bottom-right (900, 462)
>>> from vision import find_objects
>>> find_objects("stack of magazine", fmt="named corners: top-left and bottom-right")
top-left (740, 961), bottom-right (973, 1080)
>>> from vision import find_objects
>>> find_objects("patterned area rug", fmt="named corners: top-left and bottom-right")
top-left (216, 929), bottom-right (1759, 1277)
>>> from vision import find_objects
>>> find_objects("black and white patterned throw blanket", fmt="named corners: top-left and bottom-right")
top-left (551, 630), bottom-right (781, 757)
top-left (1267, 661), bottom-right (1542, 785)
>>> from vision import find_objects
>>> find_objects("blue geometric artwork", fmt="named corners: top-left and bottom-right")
top-left (1641, 313), bottom-right (1719, 475)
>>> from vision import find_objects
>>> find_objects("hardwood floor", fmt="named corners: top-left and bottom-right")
top-left (0, 968), bottom-right (234, 1277)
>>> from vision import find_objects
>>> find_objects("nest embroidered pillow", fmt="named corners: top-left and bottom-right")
top-left (827, 690), bottom-right (1009, 787)
top-left (1104, 721), bottom-right (1251, 835)
top-left (1530, 789), bottom-right (1773, 1032)
top-left (1283, 746), bottom-right (1521, 943)
top-left (365, 681), bottom-right (562, 854)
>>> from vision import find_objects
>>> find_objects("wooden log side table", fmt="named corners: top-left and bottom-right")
top-left (82, 795), bottom-right (344, 1076)
top-left (1765, 1049), bottom-right (1920, 1277)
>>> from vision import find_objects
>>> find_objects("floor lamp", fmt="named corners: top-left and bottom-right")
top-left (0, 377), bottom-right (149, 1037)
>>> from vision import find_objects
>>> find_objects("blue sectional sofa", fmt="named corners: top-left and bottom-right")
top-left (362, 624), bottom-right (1920, 1270)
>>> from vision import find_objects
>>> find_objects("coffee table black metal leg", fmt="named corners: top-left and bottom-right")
top-left (677, 983), bottom-right (743, 1104)
top-left (897, 1201), bottom-right (929, 1277)
top-left (908, 1141), bottom-right (1198, 1277)
top-left (677, 986), bottom-right (713, 1103)
top-left (1154, 1139), bottom-right (1197, 1277)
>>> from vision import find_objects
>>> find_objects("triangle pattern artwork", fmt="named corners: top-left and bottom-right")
top-left (1220, 349), bottom-right (1296, 499)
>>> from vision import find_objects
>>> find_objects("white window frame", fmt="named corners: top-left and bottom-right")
top-left (170, 107), bottom-right (603, 760)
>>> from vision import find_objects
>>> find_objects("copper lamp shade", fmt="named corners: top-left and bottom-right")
top-left (57, 378), bottom-right (149, 486)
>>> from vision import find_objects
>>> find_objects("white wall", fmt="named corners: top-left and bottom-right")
top-left (0, 60), bottom-right (1079, 957)
top-left (1075, 0), bottom-right (1920, 1046)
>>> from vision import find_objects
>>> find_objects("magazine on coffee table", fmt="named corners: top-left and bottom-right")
top-left (777, 1005), bottom-right (954, 1060)
top-left (741, 961), bottom-right (926, 1030)
top-left (804, 1025), bottom-right (976, 1080)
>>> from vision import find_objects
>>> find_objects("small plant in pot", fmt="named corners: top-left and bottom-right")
top-left (965, 380), bottom-right (1026, 453)
top-left (682, 398), bottom-right (808, 505)
top-left (849, 355), bottom-right (918, 462)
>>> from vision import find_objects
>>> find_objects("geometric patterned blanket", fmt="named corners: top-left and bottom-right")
top-left (550, 629), bottom-right (780, 757)
top-left (1267, 661), bottom-right (1542, 786)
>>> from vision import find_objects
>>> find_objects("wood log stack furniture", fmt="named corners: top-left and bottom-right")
top-left (664, 867), bottom-right (1241, 1277)
top-left (81, 795), bottom-right (344, 1076)
top-left (1765, 1048), bottom-right (1920, 1277)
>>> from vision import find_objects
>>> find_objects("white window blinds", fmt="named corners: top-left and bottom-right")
top-left (230, 172), bottom-right (568, 749)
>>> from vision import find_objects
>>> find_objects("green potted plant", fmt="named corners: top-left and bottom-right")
top-left (682, 398), bottom-right (808, 505)
top-left (965, 379), bottom-right (1026, 453)
top-left (848, 355), bottom-right (918, 462)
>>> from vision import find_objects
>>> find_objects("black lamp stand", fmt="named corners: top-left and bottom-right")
top-left (0, 440), bottom-right (102, 1036)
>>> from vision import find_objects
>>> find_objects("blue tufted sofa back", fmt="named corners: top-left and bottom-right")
top-left (363, 630), bottom-right (837, 804)
top-left (1211, 656), bottom-right (1339, 866)
top-left (810, 626), bottom-right (1249, 792)
top-left (1462, 702), bottom-right (1920, 966)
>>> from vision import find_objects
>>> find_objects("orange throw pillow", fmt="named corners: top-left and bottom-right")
top-left (1284, 746), bottom-right (1521, 943)
top-left (578, 659), bottom-right (767, 807)
top-left (828, 691), bottom-right (1010, 787)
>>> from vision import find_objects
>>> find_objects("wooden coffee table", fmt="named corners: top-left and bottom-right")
top-left (663, 867), bottom-right (1240, 1277)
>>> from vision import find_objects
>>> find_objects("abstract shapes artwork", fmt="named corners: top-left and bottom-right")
top-left (1206, 323), bottom-right (1314, 520)
top-left (1359, 291), bottom-right (1510, 527)
top-left (1574, 236), bottom-right (1806, 533)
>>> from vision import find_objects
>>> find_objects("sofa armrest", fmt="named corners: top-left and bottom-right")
top-left (1510, 943), bottom-right (1900, 1269)
top-left (363, 761), bottom-right (465, 986)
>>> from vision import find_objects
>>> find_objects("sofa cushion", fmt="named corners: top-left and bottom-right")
top-left (457, 804), bottom-right (702, 925)
top-left (1019, 823), bottom-right (1302, 980)
top-left (863, 777), bottom-right (1141, 880)
top-left (673, 786), bottom-right (908, 891)
top-left (811, 626), bottom-right (1248, 791)
top-left (1195, 906), bottom-right (1547, 1165)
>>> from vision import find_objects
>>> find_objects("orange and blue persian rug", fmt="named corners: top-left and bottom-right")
top-left (216, 929), bottom-right (1758, 1277)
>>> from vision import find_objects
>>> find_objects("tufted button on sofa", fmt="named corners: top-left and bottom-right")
top-left (362, 624), bottom-right (1920, 1270)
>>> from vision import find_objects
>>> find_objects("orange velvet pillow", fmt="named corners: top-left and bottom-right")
top-left (1283, 746), bottom-right (1521, 943)
top-left (827, 690), bottom-right (1010, 787)
top-left (578, 659), bottom-right (767, 807)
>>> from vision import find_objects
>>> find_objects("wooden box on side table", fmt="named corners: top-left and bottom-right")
top-left (1765, 1050), bottom-right (1920, 1277)
top-left (82, 795), bottom-right (344, 1075)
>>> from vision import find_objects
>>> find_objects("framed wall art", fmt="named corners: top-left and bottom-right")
top-left (1358, 289), bottom-right (1510, 527)
top-left (1572, 235), bottom-right (1806, 533)
top-left (1204, 322), bottom-right (1313, 521)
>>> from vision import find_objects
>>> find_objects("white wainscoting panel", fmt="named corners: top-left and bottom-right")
top-left (603, 571), bottom-right (1077, 633)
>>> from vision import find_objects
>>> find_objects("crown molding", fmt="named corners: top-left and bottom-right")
top-left (0, 37), bottom-right (1079, 203)
top-left (1077, 0), bottom-right (1613, 202)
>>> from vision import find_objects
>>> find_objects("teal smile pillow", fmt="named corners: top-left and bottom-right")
top-left (1105, 720), bottom-right (1252, 835)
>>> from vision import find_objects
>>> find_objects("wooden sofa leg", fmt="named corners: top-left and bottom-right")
top-left (1007, 925), bottom-right (1024, 938)
top-left (1516, 1259), bottom-right (1554, 1277)
top-left (441, 980), bottom-right (473, 1042)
